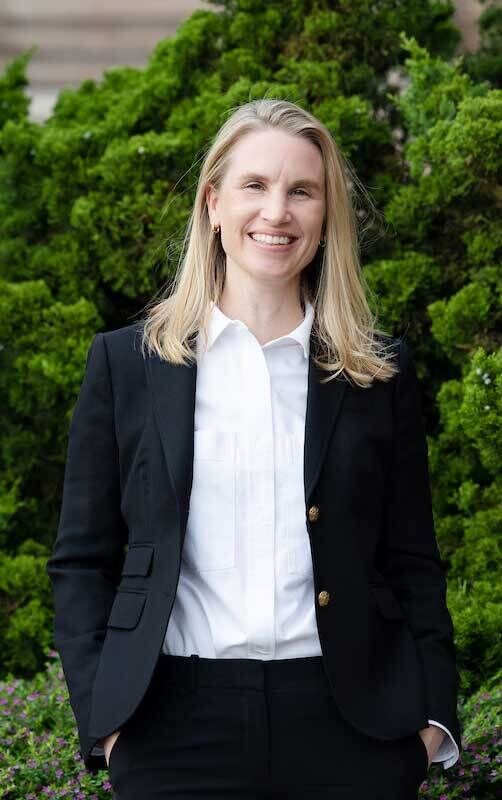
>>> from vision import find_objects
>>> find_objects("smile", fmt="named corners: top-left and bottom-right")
top-left (247, 233), bottom-right (299, 251)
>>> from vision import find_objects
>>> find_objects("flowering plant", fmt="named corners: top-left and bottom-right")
top-left (0, 650), bottom-right (113, 799)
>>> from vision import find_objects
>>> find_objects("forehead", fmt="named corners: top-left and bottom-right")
top-left (225, 128), bottom-right (324, 182)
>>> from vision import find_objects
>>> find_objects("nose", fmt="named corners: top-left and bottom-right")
top-left (261, 189), bottom-right (292, 224)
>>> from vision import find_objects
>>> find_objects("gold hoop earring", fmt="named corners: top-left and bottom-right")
top-left (212, 224), bottom-right (220, 234)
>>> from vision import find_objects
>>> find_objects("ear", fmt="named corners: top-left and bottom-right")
top-left (205, 182), bottom-right (219, 225)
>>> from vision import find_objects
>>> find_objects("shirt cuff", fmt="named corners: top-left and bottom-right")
top-left (427, 719), bottom-right (460, 769)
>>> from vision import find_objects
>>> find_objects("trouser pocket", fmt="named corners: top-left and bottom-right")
top-left (415, 732), bottom-right (429, 782)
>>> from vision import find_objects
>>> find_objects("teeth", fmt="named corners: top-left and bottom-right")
top-left (250, 233), bottom-right (294, 245)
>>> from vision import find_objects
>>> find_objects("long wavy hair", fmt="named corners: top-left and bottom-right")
top-left (138, 98), bottom-right (398, 388)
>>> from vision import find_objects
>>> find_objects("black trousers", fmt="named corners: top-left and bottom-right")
top-left (107, 653), bottom-right (429, 799)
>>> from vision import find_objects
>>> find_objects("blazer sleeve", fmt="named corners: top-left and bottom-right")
top-left (382, 338), bottom-right (462, 756)
top-left (46, 332), bottom-right (128, 772)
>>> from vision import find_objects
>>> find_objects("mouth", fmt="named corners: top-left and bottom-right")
top-left (247, 233), bottom-right (299, 251)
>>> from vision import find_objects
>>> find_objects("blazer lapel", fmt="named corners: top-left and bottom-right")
top-left (304, 348), bottom-right (347, 502)
top-left (146, 331), bottom-right (348, 529)
top-left (146, 351), bottom-right (197, 531)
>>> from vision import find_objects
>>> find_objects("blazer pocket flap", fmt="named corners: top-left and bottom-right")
top-left (107, 590), bottom-right (147, 629)
top-left (371, 585), bottom-right (404, 621)
top-left (121, 544), bottom-right (154, 577)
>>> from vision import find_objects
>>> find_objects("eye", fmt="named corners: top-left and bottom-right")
top-left (244, 183), bottom-right (309, 197)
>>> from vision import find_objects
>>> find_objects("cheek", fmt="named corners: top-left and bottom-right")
top-left (305, 203), bottom-right (325, 228)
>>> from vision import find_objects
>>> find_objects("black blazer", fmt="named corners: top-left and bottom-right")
top-left (46, 321), bottom-right (462, 773)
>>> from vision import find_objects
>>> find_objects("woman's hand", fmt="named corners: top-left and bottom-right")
top-left (103, 730), bottom-right (122, 768)
top-left (418, 725), bottom-right (445, 769)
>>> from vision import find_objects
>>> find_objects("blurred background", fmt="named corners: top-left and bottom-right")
top-left (0, 0), bottom-right (484, 123)
top-left (0, 0), bottom-right (210, 121)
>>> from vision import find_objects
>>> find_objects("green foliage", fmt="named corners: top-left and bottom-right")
top-left (448, 579), bottom-right (501, 695)
top-left (0, 50), bottom-right (32, 129)
top-left (428, 272), bottom-right (499, 363)
top-left (0, 280), bottom-right (101, 554)
top-left (365, 251), bottom-right (443, 333)
top-left (462, 0), bottom-right (502, 87)
top-left (0, 549), bottom-right (53, 676)
top-left (0, 650), bottom-right (114, 798)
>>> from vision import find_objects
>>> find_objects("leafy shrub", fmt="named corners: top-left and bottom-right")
top-left (0, 649), bottom-right (113, 799)
top-left (0, 543), bottom-right (53, 676)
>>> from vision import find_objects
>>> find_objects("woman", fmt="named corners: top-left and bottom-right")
top-left (47, 99), bottom-right (461, 799)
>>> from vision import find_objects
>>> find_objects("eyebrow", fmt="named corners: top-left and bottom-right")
top-left (238, 172), bottom-right (323, 192)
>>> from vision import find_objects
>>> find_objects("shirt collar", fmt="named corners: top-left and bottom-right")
top-left (198, 297), bottom-right (314, 359)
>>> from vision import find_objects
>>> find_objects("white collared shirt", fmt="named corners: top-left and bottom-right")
top-left (161, 298), bottom-right (458, 769)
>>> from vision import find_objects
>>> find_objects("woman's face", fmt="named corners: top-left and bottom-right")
top-left (206, 128), bottom-right (326, 292)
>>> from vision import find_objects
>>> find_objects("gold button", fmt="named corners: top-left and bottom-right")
top-left (318, 590), bottom-right (330, 606)
top-left (308, 505), bottom-right (320, 522)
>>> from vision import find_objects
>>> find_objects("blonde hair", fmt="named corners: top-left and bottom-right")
top-left (138, 98), bottom-right (398, 388)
